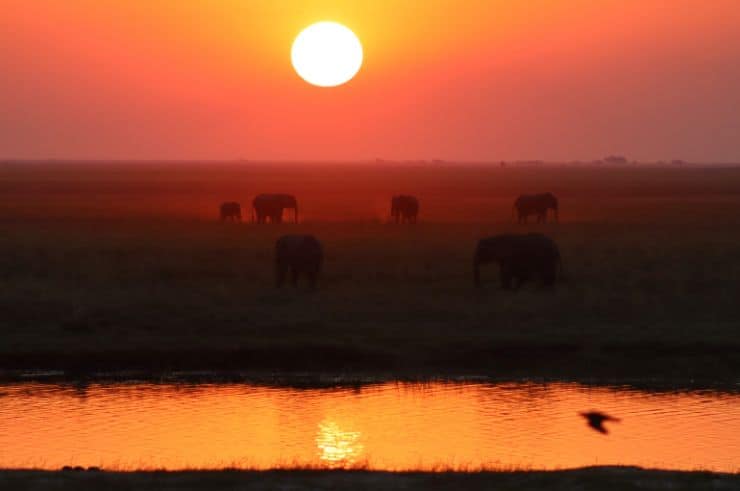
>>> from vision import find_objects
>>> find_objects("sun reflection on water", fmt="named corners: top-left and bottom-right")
top-left (315, 419), bottom-right (364, 467)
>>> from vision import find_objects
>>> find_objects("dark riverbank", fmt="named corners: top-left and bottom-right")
top-left (2, 341), bottom-right (739, 386)
top-left (2, 467), bottom-right (738, 491)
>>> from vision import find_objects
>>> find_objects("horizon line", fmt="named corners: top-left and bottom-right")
top-left (2, 159), bottom-right (739, 166)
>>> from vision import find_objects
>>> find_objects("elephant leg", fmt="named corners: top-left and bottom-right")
top-left (512, 274), bottom-right (526, 290)
top-left (276, 264), bottom-right (287, 288)
top-left (500, 264), bottom-right (513, 290)
top-left (290, 267), bottom-right (299, 286)
top-left (541, 263), bottom-right (557, 286)
top-left (307, 271), bottom-right (317, 289)
top-left (501, 273), bottom-right (513, 290)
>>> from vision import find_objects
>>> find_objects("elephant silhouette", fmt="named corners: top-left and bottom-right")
top-left (252, 194), bottom-right (298, 224)
top-left (474, 233), bottom-right (562, 288)
top-left (513, 193), bottom-right (559, 223)
top-left (275, 234), bottom-right (323, 288)
top-left (219, 202), bottom-right (242, 222)
top-left (391, 195), bottom-right (419, 224)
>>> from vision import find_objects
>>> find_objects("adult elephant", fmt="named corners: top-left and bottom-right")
top-left (473, 233), bottom-right (561, 289)
top-left (513, 193), bottom-right (559, 224)
top-left (391, 195), bottom-right (419, 224)
top-left (219, 202), bottom-right (242, 222)
top-left (252, 194), bottom-right (298, 224)
top-left (275, 234), bottom-right (323, 288)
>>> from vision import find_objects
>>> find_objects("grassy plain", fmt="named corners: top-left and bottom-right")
top-left (1, 467), bottom-right (738, 491)
top-left (1, 162), bottom-right (739, 381)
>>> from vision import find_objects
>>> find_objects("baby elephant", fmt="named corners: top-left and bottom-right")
top-left (275, 235), bottom-right (323, 288)
top-left (474, 233), bottom-right (561, 289)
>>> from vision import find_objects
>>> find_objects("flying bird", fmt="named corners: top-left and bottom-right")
top-left (579, 411), bottom-right (620, 434)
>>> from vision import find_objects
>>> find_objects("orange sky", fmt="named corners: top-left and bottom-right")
top-left (1, 1), bottom-right (739, 161)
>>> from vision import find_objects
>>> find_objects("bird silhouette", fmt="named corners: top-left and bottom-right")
top-left (579, 411), bottom-right (620, 434)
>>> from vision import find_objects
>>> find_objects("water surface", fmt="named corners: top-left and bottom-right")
top-left (1, 382), bottom-right (738, 471)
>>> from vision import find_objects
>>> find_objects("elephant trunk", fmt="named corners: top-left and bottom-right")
top-left (553, 206), bottom-right (559, 223)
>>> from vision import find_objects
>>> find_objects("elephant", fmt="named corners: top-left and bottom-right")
top-left (513, 193), bottom-right (559, 223)
top-left (473, 233), bottom-right (561, 289)
top-left (252, 194), bottom-right (298, 224)
top-left (275, 234), bottom-right (323, 288)
top-left (391, 195), bottom-right (419, 224)
top-left (219, 202), bottom-right (242, 221)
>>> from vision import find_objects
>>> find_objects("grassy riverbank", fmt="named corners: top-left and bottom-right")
top-left (1, 164), bottom-right (740, 381)
top-left (1, 467), bottom-right (737, 491)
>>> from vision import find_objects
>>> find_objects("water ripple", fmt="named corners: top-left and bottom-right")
top-left (0, 382), bottom-right (738, 472)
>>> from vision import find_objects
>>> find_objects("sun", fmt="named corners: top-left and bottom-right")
top-left (291, 22), bottom-right (363, 87)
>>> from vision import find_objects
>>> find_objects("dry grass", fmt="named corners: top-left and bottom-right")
top-left (1, 163), bottom-right (739, 380)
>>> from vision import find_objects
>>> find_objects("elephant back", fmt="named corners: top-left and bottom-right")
top-left (516, 193), bottom-right (557, 209)
top-left (220, 201), bottom-right (241, 214)
top-left (254, 193), bottom-right (297, 208)
top-left (276, 234), bottom-right (323, 261)
top-left (392, 195), bottom-right (419, 213)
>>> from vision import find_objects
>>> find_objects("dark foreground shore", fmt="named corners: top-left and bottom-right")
top-left (2, 468), bottom-right (738, 491)
top-left (3, 343), bottom-right (738, 386)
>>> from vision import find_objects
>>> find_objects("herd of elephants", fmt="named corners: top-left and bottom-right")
top-left (219, 192), bottom-right (561, 289)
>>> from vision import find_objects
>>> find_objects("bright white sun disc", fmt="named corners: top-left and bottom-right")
top-left (291, 22), bottom-right (363, 87)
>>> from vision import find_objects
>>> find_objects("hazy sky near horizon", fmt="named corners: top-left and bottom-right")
top-left (1, 1), bottom-right (739, 161)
